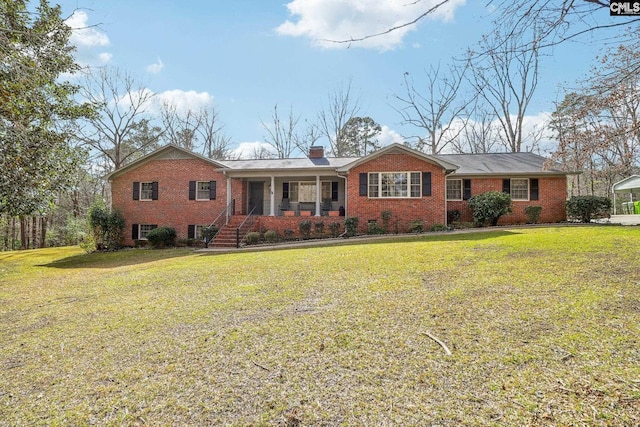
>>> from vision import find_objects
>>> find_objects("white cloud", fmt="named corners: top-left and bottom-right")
top-left (154, 90), bottom-right (214, 114)
top-left (276, 0), bottom-right (467, 51)
top-left (66, 11), bottom-right (110, 48)
top-left (378, 125), bottom-right (405, 146)
top-left (231, 142), bottom-right (275, 159)
top-left (110, 89), bottom-right (214, 117)
top-left (97, 52), bottom-right (113, 64)
top-left (65, 11), bottom-right (112, 67)
top-left (146, 58), bottom-right (165, 74)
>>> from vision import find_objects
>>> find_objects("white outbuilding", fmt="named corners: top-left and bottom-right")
top-left (612, 175), bottom-right (640, 215)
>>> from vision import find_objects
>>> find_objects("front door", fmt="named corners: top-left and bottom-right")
top-left (248, 181), bottom-right (264, 215)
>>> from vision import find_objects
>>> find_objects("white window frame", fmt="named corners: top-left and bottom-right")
top-left (196, 181), bottom-right (210, 201)
top-left (286, 181), bottom-right (333, 202)
top-left (139, 182), bottom-right (154, 201)
top-left (138, 224), bottom-right (157, 240)
top-left (446, 179), bottom-right (463, 201)
top-left (510, 178), bottom-right (530, 201)
top-left (368, 172), bottom-right (421, 199)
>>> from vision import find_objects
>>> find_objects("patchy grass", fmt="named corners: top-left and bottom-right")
top-left (1, 226), bottom-right (639, 426)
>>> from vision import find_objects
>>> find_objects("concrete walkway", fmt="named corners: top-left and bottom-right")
top-left (597, 215), bottom-right (640, 225)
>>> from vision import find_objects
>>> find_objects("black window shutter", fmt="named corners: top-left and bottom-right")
top-left (422, 172), bottom-right (432, 197)
top-left (132, 224), bottom-right (139, 240)
top-left (331, 181), bottom-right (339, 201)
top-left (133, 182), bottom-right (140, 200)
top-left (188, 181), bottom-right (196, 200)
top-left (282, 182), bottom-right (289, 199)
top-left (209, 181), bottom-right (216, 200)
top-left (359, 173), bottom-right (368, 196)
top-left (502, 179), bottom-right (511, 194)
top-left (463, 179), bottom-right (472, 200)
top-left (530, 178), bottom-right (539, 200)
top-left (188, 225), bottom-right (195, 239)
top-left (151, 181), bottom-right (159, 200)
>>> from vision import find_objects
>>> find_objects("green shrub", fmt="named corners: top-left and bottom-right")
top-left (410, 220), bottom-right (424, 233)
top-left (264, 230), bottom-right (278, 243)
top-left (468, 191), bottom-right (512, 226)
top-left (430, 223), bottom-right (448, 232)
top-left (344, 217), bottom-right (359, 237)
top-left (524, 205), bottom-right (543, 224)
top-left (88, 201), bottom-right (125, 250)
top-left (200, 225), bottom-right (219, 244)
top-left (299, 220), bottom-right (312, 239)
top-left (314, 221), bottom-right (325, 237)
top-left (145, 227), bottom-right (177, 248)
top-left (245, 231), bottom-right (261, 244)
top-left (283, 228), bottom-right (295, 240)
top-left (329, 222), bottom-right (341, 237)
top-left (566, 196), bottom-right (612, 223)
top-left (367, 221), bottom-right (384, 234)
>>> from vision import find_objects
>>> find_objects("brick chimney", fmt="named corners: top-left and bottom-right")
top-left (308, 145), bottom-right (324, 159)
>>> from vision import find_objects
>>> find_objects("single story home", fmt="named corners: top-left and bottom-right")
top-left (107, 143), bottom-right (572, 246)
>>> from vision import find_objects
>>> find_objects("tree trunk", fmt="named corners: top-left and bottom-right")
top-left (11, 217), bottom-right (16, 250)
top-left (40, 216), bottom-right (47, 248)
top-left (2, 215), bottom-right (8, 251)
top-left (32, 216), bottom-right (38, 249)
top-left (20, 216), bottom-right (28, 250)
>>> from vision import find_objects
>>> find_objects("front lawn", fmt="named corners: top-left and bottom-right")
top-left (1, 226), bottom-right (639, 426)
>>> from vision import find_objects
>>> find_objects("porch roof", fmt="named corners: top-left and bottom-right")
top-left (218, 156), bottom-right (357, 176)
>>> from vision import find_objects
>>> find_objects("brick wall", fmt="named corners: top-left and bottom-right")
top-left (346, 153), bottom-right (448, 233)
top-left (111, 158), bottom-right (229, 246)
top-left (446, 176), bottom-right (568, 225)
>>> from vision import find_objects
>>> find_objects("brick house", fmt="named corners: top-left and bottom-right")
top-left (107, 143), bottom-right (572, 246)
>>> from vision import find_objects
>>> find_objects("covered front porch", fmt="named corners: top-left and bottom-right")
top-left (220, 155), bottom-right (353, 218)
top-left (242, 175), bottom-right (345, 217)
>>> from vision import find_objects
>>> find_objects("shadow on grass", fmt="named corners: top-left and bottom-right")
top-left (41, 247), bottom-right (195, 269)
top-left (197, 229), bottom-right (520, 256)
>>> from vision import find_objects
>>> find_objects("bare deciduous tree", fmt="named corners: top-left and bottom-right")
top-left (198, 107), bottom-right (232, 160)
top-left (261, 105), bottom-right (300, 159)
top-left (450, 105), bottom-right (500, 154)
top-left (468, 27), bottom-right (540, 152)
top-left (394, 63), bottom-right (470, 154)
top-left (318, 81), bottom-right (361, 156)
top-left (79, 67), bottom-right (160, 171)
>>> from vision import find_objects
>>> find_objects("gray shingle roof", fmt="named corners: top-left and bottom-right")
top-left (437, 152), bottom-right (565, 176)
top-left (218, 156), bottom-right (358, 171)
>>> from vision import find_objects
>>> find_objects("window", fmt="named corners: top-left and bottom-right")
top-left (285, 181), bottom-right (337, 202)
top-left (447, 179), bottom-right (463, 201)
top-left (510, 178), bottom-right (529, 200)
top-left (368, 172), bottom-right (421, 198)
top-left (134, 182), bottom-right (157, 200)
top-left (298, 182), bottom-right (316, 202)
top-left (189, 180), bottom-right (216, 200)
top-left (196, 181), bottom-right (210, 200)
top-left (139, 224), bottom-right (157, 240)
top-left (188, 224), bottom-right (210, 240)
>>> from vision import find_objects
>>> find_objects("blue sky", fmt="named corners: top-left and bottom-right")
top-left (56, 0), bottom-right (621, 157)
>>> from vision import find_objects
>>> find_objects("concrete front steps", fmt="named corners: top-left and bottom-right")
top-left (209, 215), bottom-right (257, 248)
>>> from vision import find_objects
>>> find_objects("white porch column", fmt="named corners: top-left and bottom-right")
top-left (315, 175), bottom-right (321, 216)
top-left (270, 176), bottom-right (276, 216)
top-left (226, 176), bottom-right (232, 223)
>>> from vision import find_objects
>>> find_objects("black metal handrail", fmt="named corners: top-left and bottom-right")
top-left (235, 206), bottom-right (258, 248)
top-left (205, 199), bottom-right (235, 246)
